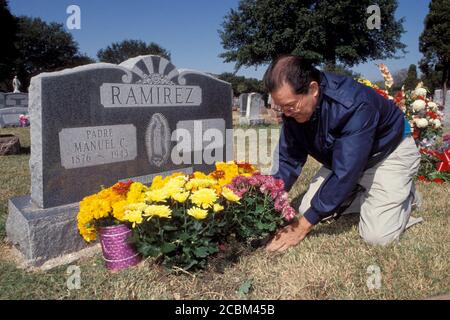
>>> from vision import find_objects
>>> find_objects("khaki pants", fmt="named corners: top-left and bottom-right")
top-left (299, 136), bottom-right (423, 245)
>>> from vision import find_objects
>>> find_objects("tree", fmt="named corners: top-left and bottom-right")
top-left (403, 64), bottom-right (418, 90)
top-left (419, 60), bottom-right (443, 94)
top-left (97, 40), bottom-right (171, 64)
top-left (12, 16), bottom-right (91, 91)
top-left (219, 0), bottom-right (406, 71)
top-left (217, 72), bottom-right (263, 96)
top-left (0, 0), bottom-right (18, 91)
top-left (323, 64), bottom-right (361, 78)
top-left (391, 67), bottom-right (408, 91)
top-left (419, 0), bottom-right (450, 102)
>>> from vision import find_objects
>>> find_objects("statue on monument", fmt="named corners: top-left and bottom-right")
top-left (13, 76), bottom-right (21, 93)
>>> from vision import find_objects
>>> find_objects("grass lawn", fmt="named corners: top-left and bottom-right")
top-left (0, 127), bottom-right (449, 299)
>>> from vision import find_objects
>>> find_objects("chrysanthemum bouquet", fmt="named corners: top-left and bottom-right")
top-left (219, 172), bottom-right (296, 242)
top-left (77, 180), bottom-right (135, 242)
top-left (394, 86), bottom-right (444, 144)
top-left (77, 161), bottom-right (298, 270)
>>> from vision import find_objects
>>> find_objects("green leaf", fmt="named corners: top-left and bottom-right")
top-left (161, 242), bottom-right (177, 254)
top-left (255, 205), bottom-right (265, 214)
top-left (179, 233), bottom-right (191, 241)
top-left (193, 246), bottom-right (210, 258)
top-left (162, 225), bottom-right (179, 231)
top-left (139, 244), bottom-right (160, 257)
top-left (238, 279), bottom-right (253, 296)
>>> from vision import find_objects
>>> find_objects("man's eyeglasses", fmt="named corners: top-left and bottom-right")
top-left (272, 95), bottom-right (304, 113)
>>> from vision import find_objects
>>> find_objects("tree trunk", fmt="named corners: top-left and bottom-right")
top-left (442, 63), bottom-right (448, 105)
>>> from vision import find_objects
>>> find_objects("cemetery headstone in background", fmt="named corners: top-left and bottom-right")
top-left (239, 93), bottom-right (249, 116)
top-left (433, 89), bottom-right (443, 106)
top-left (444, 90), bottom-right (450, 126)
top-left (240, 93), bottom-right (265, 125)
top-left (6, 55), bottom-right (233, 266)
top-left (0, 92), bottom-right (29, 127)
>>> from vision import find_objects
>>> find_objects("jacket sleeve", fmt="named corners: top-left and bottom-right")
top-left (272, 121), bottom-right (308, 191)
top-left (303, 104), bottom-right (380, 225)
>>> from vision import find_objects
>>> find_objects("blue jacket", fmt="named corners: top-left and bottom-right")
top-left (273, 72), bottom-right (406, 225)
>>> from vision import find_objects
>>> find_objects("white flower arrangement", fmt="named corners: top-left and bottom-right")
top-left (412, 100), bottom-right (426, 112)
top-left (415, 118), bottom-right (429, 128)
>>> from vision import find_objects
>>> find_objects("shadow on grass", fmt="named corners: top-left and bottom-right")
top-left (290, 191), bottom-right (306, 211)
top-left (19, 146), bottom-right (30, 155)
top-left (309, 213), bottom-right (360, 238)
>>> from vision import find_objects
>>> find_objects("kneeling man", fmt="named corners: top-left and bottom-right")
top-left (265, 55), bottom-right (422, 252)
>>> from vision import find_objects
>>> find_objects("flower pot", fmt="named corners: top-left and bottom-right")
top-left (98, 224), bottom-right (141, 271)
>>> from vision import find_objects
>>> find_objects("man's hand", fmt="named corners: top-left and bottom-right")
top-left (266, 216), bottom-right (314, 252)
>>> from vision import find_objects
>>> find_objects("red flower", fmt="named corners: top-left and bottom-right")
top-left (211, 170), bottom-right (225, 179)
top-left (235, 161), bottom-right (254, 172)
top-left (112, 180), bottom-right (133, 195)
top-left (417, 176), bottom-right (427, 182)
top-left (426, 111), bottom-right (438, 119)
top-left (432, 178), bottom-right (444, 184)
top-left (394, 91), bottom-right (404, 105)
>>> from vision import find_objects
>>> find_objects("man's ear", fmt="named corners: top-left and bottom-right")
top-left (309, 81), bottom-right (319, 97)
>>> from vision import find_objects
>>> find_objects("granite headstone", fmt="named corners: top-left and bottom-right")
top-left (0, 93), bottom-right (29, 128)
top-left (240, 93), bottom-right (265, 125)
top-left (0, 93), bottom-right (5, 108)
top-left (5, 93), bottom-right (28, 108)
top-left (444, 90), bottom-right (450, 126)
top-left (6, 55), bottom-right (233, 266)
top-left (239, 93), bottom-right (249, 116)
top-left (433, 89), bottom-right (443, 106)
top-left (0, 107), bottom-right (29, 127)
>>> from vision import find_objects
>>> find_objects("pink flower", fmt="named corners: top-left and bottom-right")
top-left (234, 188), bottom-right (248, 197)
top-left (270, 189), bottom-right (282, 199)
top-left (231, 175), bottom-right (248, 186)
top-left (274, 179), bottom-right (285, 191)
top-left (248, 176), bottom-right (260, 186)
top-left (282, 206), bottom-right (297, 221)
top-left (253, 172), bottom-right (267, 184)
top-left (274, 193), bottom-right (289, 212)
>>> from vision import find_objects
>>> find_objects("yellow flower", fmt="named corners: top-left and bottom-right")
top-left (191, 171), bottom-right (209, 179)
top-left (215, 161), bottom-right (239, 186)
top-left (150, 175), bottom-right (166, 190)
top-left (150, 173), bottom-right (186, 190)
top-left (187, 206), bottom-right (209, 220)
top-left (213, 203), bottom-right (224, 213)
top-left (125, 203), bottom-right (148, 212)
top-left (172, 191), bottom-right (190, 203)
top-left (145, 189), bottom-right (168, 203)
top-left (163, 176), bottom-right (186, 197)
top-left (190, 188), bottom-right (218, 209)
top-left (143, 205), bottom-right (172, 219)
top-left (123, 210), bottom-right (143, 228)
top-left (222, 187), bottom-right (241, 202)
top-left (78, 222), bottom-right (96, 242)
top-left (127, 182), bottom-right (148, 202)
top-left (92, 199), bottom-right (110, 219)
top-left (185, 178), bottom-right (216, 191)
top-left (112, 200), bottom-right (128, 221)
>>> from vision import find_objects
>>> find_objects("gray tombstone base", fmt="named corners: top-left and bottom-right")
top-left (6, 196), bottom-right (90, 266)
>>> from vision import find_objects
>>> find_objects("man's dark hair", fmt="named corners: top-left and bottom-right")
top-left (263, 55), bottom-right (321, 94)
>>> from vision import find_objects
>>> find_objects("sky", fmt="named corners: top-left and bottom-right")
top-left (8, 0), bottom-right (431, 81)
